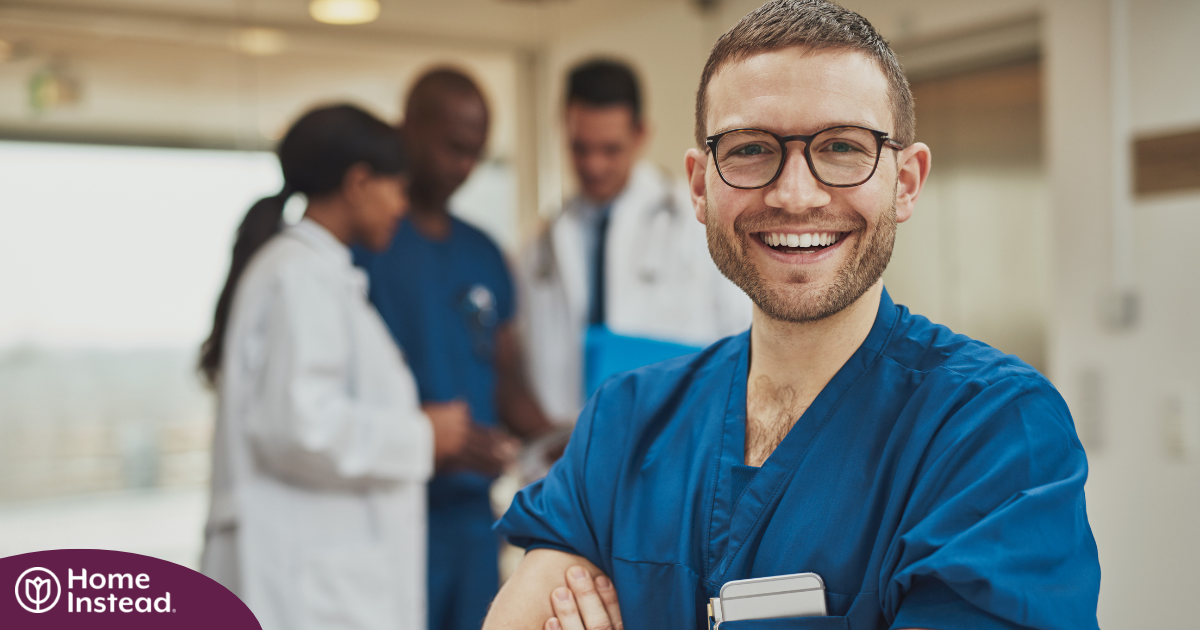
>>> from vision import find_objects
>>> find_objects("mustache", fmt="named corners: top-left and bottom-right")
top-left (731, 206), bottom-right (866, 235)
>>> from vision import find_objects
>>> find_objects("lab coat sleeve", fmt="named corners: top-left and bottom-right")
top-left (247, 265), bottom-right (434, 491)
top-left (882, 375), bottom-right (1100, 630)
top-left (495, 383), bottom-right (610, 570)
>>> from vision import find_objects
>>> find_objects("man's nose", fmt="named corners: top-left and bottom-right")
top-left (762, 146), bottom-right (832, 211)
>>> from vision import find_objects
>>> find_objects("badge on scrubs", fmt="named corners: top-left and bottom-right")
top-left (708, 572), bottom-right (827, 629)
top-left (459, 284), bottom-right (499, 360)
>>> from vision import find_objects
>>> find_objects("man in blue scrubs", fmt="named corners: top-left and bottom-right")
top-left (355, 69), bottom-right (556, 630)
top-left (485, 2), bottom-right (1101, 629)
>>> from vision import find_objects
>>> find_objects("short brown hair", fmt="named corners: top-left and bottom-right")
top-left (694, 0), bottom-right (914, 148)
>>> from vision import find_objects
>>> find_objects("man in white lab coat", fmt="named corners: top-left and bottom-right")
top-left (520, 59), bottom-right (751, 423)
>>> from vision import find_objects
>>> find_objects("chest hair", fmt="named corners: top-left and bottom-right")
top-left (744, 375), bottom-right (812, 467)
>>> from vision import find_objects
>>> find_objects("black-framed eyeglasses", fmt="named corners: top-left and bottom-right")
top-left (705, 125), bottom-right (904, 189)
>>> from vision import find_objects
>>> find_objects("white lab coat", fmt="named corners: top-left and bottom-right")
top-left (202, 219), bottom-right (434, 630)
top-left (519, 162), bottom-right (751, 423)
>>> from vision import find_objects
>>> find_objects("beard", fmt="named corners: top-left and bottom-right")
top-left (706, 193), bottom-right (898, 323)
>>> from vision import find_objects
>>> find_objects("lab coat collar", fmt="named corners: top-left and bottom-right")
top-left (288, 218), bottom-right (354, 268)
top-left (555, 162), bottom-right (666, 316)
top-left (286, 218), bottom-right (368, 295)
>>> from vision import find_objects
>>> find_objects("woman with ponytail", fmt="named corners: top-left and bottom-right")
top-left (199, 104), bottom-right (470, 630)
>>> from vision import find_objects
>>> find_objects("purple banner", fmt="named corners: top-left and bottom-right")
top-left (1, 549), bottom-right (260, 628)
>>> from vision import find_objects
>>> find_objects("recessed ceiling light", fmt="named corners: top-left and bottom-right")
top-left (309, 0), bottom-right (380, 25)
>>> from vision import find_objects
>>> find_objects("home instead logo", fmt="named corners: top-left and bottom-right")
top-left (1, 549), bottom-right (260, 629)
top-left (13, 566), bottom-right (171, 616)
top-left (15, 567), bottom-right (60, 613)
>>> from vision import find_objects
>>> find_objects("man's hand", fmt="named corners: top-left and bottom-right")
top-left (424, 401), bottom-right (519, 474)
top-left (423, 400), bottom-right (471, 469)
top-left (446, 425), bottom-right (520, 476)
top-left (545, 565), bottom-right (624, 630)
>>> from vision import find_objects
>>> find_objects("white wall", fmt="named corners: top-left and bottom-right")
top-left (1045, 1), bottom-right (1200, 627)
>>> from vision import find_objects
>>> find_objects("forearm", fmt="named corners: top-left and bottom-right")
top-left (498, 385), bottom-right (556, 439)
top-left (494, 322), bottom-right (556, 439)
top-left (483, 549), bottom-right (606, 630)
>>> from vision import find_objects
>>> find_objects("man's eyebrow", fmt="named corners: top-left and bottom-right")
top-left (709, 120), bottom-right (885, 137)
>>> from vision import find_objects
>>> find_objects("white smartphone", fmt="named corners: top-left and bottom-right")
top-left (710, 572), bottom-right (827, 627)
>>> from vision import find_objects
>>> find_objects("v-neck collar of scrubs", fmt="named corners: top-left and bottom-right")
top-left (705, 289), bottom-right (900, 587)
top-left (404, 214), bottom-right (457, 246)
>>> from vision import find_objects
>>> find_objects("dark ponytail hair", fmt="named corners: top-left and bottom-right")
top-left (199, 104), bottom-right (406, 386)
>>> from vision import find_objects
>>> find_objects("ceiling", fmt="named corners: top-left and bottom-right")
top-left (0, 0), bottom-right (686, 50)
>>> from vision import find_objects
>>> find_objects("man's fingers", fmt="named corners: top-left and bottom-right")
top-left (565, 566), bottom-right (614, 630)
top-left (550, 587), bottom-right (586, 630)
top-left (594, 575), bottom-right (624, 630)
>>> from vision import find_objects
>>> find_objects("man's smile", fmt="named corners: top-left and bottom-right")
top-left (750, 229), bottom-right (852, 262)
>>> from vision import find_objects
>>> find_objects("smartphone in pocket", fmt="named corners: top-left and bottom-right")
top-left (709, 572), bottom-right (826, 627)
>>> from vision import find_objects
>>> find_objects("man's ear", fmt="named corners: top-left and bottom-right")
top-left (632, 119), bottom-right (651, 155)
top-left (894, 142), bottom-right (931, 224)
top-left (685, 148), bottom-right (708, 225)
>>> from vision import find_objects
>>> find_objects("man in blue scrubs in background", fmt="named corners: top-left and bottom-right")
top-left (485, 2), bottom-right (1101, 629)
top-left (355, 68), bottom-right (556, 630)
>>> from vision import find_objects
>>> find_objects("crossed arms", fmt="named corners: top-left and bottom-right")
top-left (483, 549), bottom-right (934, 630)
top-left (483, 549), bottom-right (622, 630)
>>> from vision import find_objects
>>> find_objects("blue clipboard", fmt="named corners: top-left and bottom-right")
top-left (584, 324), bottom-right (703, 397)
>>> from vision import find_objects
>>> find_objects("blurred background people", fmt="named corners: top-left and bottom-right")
top-left (352, 69), bottom-right (556, 630)
top-left (520, 59), bottom-right (752, 423)
top-left (198, 104), bottom-right (470, 630)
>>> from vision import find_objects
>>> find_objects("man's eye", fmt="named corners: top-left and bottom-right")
top-left (732, 144), bottom-right (769, 156)
top-left (822, 141), bottom-right (863, 154)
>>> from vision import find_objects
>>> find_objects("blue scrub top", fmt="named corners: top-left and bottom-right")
top-left (355, 216), bottom-right (514, 500)
top-left (496, 290), bottom-right (1100, 630)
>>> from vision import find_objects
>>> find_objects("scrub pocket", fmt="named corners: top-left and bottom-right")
top-left (300, 544), bottom-right (398, 630)
top-left (610, 557), bottom-right (709, 628)
top-left (718, 617), bottom-right (850, 629)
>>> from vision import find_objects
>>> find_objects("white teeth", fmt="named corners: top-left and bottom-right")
top-left (763, 231), bottom-right (841, 249)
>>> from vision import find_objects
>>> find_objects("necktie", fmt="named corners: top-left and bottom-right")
top-left (588, 208), bottom-right (611, 325)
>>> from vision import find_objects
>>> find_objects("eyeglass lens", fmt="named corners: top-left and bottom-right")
top-left (714, 127), bottom-right (881, 188)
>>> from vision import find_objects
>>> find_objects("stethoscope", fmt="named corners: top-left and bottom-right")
top-left (533, 172), bottom-right (682, 285)
top-left (631, 187), bottom-right (681, 284)
top-left (458, 284), bottom-right (499, 360)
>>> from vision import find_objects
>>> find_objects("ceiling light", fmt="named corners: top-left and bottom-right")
top-left (231, 27), bottom-right (288, 56)
top-left (309, 0), bottom-right (380, 25)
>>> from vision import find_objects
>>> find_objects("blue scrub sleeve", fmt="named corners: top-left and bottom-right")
top-left (495, 385), bottom-right (610, 571)
top-left (882, 375), bottom-right (1100, 630)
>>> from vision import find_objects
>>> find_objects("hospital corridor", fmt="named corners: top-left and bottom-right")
top-left (1, 0), bottom-right (1198, 629)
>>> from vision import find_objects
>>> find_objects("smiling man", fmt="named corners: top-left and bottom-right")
top-left (485, 2), bottom-right (1100, 629)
